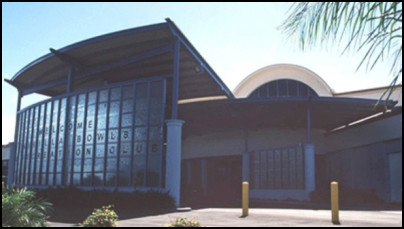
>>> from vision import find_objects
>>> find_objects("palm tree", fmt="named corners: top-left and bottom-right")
top-left (2, 188), bottom-right (53, 227)
top-left (280, 2), bottom-right (402, 101)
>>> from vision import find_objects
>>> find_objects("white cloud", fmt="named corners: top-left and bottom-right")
top-left (2, 115), bottom-right (15, 145)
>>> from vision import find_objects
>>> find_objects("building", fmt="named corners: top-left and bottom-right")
top-left (5, 19), bottom-right (402, 206)
top-left (2, 144), bottom-right (13, 183)
top-left (181, 64), bottom-right (402, 205)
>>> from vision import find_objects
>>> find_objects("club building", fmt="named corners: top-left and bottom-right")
top-left (6, 19), bottom-right (402, 206)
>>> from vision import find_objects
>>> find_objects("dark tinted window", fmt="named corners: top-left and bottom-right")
top-left (249, 79), bottom-right (318, 98)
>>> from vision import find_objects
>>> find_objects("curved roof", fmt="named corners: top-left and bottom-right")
top-left (233, 64), bottom-right (334, 98)
top-left (7, 19), bottom-right (233, 100)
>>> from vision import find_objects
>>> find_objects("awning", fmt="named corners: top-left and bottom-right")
top-left (179, 97), bottom-right (397, 136)
top-left (7, 19), bottom-right (233, 100)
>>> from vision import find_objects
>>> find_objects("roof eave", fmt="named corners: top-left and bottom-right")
top-left (10, 22), bottom-right (169, 83)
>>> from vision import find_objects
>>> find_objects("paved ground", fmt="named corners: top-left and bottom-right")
top-left (50, 208), bottom-right (402, 227)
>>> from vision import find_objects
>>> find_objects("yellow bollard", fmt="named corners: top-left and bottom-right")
top-left (242, 182), bottom-right (249, 217)
top-left (331, 181), bottom-right (339, 224)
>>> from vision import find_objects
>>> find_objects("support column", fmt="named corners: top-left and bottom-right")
top-left (306, 107), bottom-right (311, 143)
top-left (242, 130), bottom-right (249, 182)
top-left (16, 91), bottom-right (22, 112)
top-left (165, 119), bottom-right (185, 207)
top-left (66, 66), bottom-right (74, 93)
top-left (63, 66), bottom-right (73, 186)
top-left (201, 159), bottom-right (207, 196)
top-left (304, 143), bottom-right (315, 194)
top-left (305, 104), bottom-right (315, 194)
top-left (171, 37), bottom-right (180, 119)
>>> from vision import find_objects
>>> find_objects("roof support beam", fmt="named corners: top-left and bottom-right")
top-left (16, 90), bottom-right (22, 112)
top-left (19, 44), bottom-right (172, 96)
top-left (4, 79), bottom-right (24, 89)
top-left (50, 48), bottom-right (85, 70)
top-left (66, 66), bottom-right (74, 93)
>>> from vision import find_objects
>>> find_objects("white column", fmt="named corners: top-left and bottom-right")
top-left (304, 144), bottom-right (315, 194)
top-left (165, 119), bottom-right (184, 207)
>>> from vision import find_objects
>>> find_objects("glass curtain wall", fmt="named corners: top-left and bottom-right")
top-left (13, 79), bottom-right (166, 189)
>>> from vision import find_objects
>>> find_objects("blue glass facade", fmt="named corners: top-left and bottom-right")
top-left (14, 79), bottom-right (166, 189)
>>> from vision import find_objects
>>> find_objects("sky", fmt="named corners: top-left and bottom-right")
top-left (2, 2), bottom-right (400, 145)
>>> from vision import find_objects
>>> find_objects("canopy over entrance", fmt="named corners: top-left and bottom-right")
top-left (179, 97), bottom-right (397, 136)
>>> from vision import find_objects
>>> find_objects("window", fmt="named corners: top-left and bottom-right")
top-left (250, 145), bottom-right (305, 190)
top-left (14, 79), bottom-right (166, 189)
top-left (249, 79), bottom-right (318, 98)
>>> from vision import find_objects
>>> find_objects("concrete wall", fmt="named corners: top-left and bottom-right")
top-left (250, 189), bottom-right (309, 201)
top-left (182, 128), bottom-right (326, 160)
top-left (182, 130), bottom-right (245, 160)
top-left (325, 114), bottom-right (402, 152)
top-left (325, 140), bottom-right (395, 201)
top-left (182, 114), bottom-right (402, 202)
top-left (388, 152), bottom-right (402, 203)
top-left (182, 127), bottom-right (324, 201)
top-left (324, 114), bottom-right (402, 202)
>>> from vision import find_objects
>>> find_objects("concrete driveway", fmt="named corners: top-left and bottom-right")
top-left (50, 208), bottom-right (402, 227)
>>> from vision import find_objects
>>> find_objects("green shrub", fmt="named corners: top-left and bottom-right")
top-left (165, 218), bottom-right (202, 227)
top-left (81, 205), bottom-right (119, 227)
top-left (2, 188), bottom-right (53, 227)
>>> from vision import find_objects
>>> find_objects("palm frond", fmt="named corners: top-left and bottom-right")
top-left (280, 2), bottom-right (402, 102)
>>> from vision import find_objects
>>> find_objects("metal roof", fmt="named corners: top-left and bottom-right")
top-left (179, 97), bottom-right (397, 136)
top-left (7, 19), bottom-right (234, 100)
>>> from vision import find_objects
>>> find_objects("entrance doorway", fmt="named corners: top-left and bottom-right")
top-left (209, 156), bottom-right (242, 206)
top-left (181, 156), bottom-right (242, 207)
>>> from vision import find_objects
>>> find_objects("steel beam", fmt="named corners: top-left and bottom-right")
top-left (50, 48), bottom-right (85, 69)
top-left (67, 66), bottom-right (74, 93)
